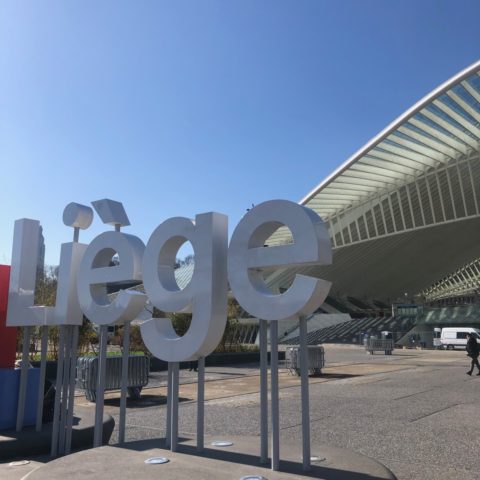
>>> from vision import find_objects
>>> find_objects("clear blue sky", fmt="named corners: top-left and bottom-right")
top-left (1, 1), bottom-right (479, 265)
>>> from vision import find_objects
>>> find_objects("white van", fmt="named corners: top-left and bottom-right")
top-left (440, 327), bottom-right (480, 350)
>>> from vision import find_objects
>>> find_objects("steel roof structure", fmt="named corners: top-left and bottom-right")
top-left (267, 60), bottom-right (480, 304)
top-left (420, 257), bottom-right (480, 302)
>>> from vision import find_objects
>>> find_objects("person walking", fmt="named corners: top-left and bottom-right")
top-left (466, 332), bottom-right (480, 376)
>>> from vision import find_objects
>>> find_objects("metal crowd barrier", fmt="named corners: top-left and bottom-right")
top-left (365, 338), bottom-right (394, 355)
top-left (285, 345), bottom-right (324, 376)
top-left (76, 355), bottom-right (150, 402)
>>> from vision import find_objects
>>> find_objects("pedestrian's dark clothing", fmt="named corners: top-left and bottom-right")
top-left (466, 335), bottom-right (480, 375)
top-left (466, 336), bottom-right (480, 357)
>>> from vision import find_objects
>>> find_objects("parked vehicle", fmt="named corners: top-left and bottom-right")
top-left (440, 327), bottom-right (480, 350)
top-left (433, 328), bottom-right (442, 348)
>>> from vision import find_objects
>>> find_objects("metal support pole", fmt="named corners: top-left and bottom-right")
top-left (259, 320), bottom-right (268, 464)
top-left (387, 195), bottom-right (397, 233)
top-left (405, 184), bottom-right (416, 228)
top-left (16, 326), bottom-right (31, 432)
top-left (36, 326), bottom-right (49, 432)
top-left (424, 172), bottom-right (436, 223)
top-left (65, 325), bottom-right (79, 455)
top-left (370, 200), bottom-right (379, 237)
top-left (270, 321), bottom-right (279, 471)
top-left (51, 326), bottom-right (66, 457)
top-left (299, 316), bottom-right (311, 472)
top-left (165, 362), bottom-right (173, 448)
top-left (197, 357), bottom-right (205, 452)
top-left (456, 163), bottom-right (469, 217)
top-left (171, 362), bottom-right (180, 452)
top-left (467, 159), bottom-right (479, 214)
top-left (435, 170), bottom-right (447, 222)
top-left (337, 213), bottom-right (347, 245)
top-left (379, 196), bottom-right (388, 233)
top-left (414, 180), bottom-right (426, 226)
top-left (396, 190), bottom-right (407, 231)
top-left (445, 167), bottom-right (457, 219)
top-left (330, 215), bottom-right (338, 247)
top-left (118, 321), bottom-right (131, 445)
top-left (93, 325), bottom-right (108, 448)
top-left (58, 326), bottom-right (71, 455)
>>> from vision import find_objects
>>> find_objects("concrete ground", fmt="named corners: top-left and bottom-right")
top-left (2, 345), bottom-right (480, 479)
top-left (22, 434), bottom-right (397, 480)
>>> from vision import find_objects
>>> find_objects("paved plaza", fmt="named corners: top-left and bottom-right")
top-left (3, 345), bottom-right (480, 480)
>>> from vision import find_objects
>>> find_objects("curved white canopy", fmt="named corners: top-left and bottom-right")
top-left (268, 61), bottom-right (480, 303)
top-left (302, 60), bottom-right (480, 220)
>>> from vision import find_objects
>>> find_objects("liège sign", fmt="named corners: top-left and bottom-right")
top-left (7, 199), bottom-right (332, 362)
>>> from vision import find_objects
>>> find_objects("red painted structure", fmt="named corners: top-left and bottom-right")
top-left (0, 265), bottom-right (17, 368)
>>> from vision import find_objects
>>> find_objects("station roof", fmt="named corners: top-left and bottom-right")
top-left (301, 62), bottom-right (480, 219)
top-left (267, 60), bottom-right (480, 304)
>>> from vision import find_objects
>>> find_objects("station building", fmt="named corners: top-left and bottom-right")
top-left (263, 60), bottom-right (480, 347)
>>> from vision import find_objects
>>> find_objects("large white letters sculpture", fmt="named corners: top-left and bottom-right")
top-left (140, 213), bottom-right (228, 362)
top-left (6, 198), bottom-right (332, 469)
top-left (77, 231), bottom-right (147, 326)
top-left (7, 203), bottom-right (93, 327)
top-left (8, 199), bottom-right (331, 350)
top-left (228, 200), bottom-right (332, 320)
